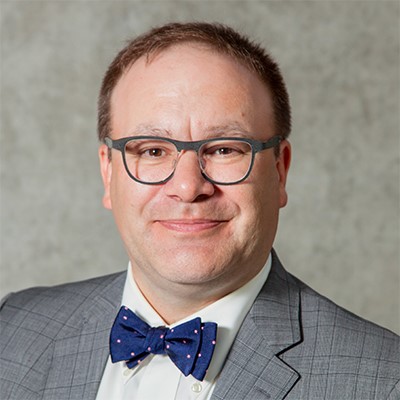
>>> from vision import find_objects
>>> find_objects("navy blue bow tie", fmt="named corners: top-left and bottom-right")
top-left (110, 306), bottom-right (218, 381)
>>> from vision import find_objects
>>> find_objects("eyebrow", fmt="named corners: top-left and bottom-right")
top-left (203, 123), bottom-right (253, 138)
top-left (127, 125), bottom-right (173, 137)
top-left (125, 122), bottom-right (254, 139)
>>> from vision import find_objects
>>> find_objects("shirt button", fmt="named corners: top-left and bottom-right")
top-left (123, 369), bottom-right (131, 377)
top-left (191, 383), bottom-right (202, 393)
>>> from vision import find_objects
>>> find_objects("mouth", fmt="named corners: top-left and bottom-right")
top-left (156, 219), bottom-right (226, 233)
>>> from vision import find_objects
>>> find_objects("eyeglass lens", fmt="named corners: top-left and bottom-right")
top-left (123, 138), bottom-right (253, 184)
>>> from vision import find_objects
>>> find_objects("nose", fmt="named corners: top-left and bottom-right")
top-left (164, 151), bottom-right (215, 202)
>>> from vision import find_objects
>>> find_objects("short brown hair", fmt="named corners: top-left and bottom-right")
top-left (98, 22), bottom-right (291, 142)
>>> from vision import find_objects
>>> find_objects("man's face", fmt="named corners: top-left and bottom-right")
top-left (99, 44), bottom-right (290, 298)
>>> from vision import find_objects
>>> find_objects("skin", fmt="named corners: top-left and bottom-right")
top-left (99, 43), bottom-right (291, 324)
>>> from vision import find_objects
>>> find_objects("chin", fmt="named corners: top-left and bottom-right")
top-left (156, 254), bottom-right (220, 279)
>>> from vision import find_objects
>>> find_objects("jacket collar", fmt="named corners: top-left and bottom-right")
top-left (212, 250), bottom-right (303, 400)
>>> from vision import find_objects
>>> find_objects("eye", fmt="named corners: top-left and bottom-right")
top-left (142, 147), bottom-right (165, 157)
top-left (204, 142), bottom-right (248, 158)
top-left (125, 140), bottom-right (174, 159)
top-left (213, 147), bottom-right (236, 156)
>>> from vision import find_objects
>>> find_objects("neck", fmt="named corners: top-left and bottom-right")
top-left (130, 264), bottom-right (264, 325)
top-left (139, 287), bottom-right (220, 325)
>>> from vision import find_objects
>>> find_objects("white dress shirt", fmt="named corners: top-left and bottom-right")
top-left (96, 255), bottom-right (271, 400)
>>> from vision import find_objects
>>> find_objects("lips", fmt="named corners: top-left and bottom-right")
top-left (156, 219), bottom-right (225, 233)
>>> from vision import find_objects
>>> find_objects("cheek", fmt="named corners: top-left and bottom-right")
top-left (228, 185), bottom-right (263, 234)
top-left (235, 166), bottom-right (281, 233)
top-left (109, 166), bottom-right (155, 223)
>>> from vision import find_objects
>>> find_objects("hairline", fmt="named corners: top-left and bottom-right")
top-left (107, 40), bottom-right (278, 139)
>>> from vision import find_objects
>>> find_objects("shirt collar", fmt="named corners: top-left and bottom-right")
top-left (120, 255), bottom-right (271, 382)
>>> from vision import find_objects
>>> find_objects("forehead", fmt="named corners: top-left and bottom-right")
top-left (110, 43), bottom-right (274, 138)
top-left (115, 43), bottom-right (266, 93)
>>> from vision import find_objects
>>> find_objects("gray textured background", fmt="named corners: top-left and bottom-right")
top-left (0, 1), bottom-right (399, 334)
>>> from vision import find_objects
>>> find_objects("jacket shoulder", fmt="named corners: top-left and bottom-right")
top-left (293, 271), bottom-right (399, 341)
top-left (0, 272), bottom-right (126, 344)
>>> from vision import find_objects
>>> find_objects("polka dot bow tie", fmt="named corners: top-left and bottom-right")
top-left (110, 306), bottom-right (218, 381)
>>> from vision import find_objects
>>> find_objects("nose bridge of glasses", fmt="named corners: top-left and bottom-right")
top-left (174, 139), bottom-right (203, 154)
top-left (172, 141), bottom-right (205, 175)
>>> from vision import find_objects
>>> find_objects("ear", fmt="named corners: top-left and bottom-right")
top-left (276, 139), bottom-right (291, 208)
top-left (99, 144), bottom-right (113, 210)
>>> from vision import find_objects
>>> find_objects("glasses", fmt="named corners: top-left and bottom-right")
top-left (104, 135), bottom-right (283, 185)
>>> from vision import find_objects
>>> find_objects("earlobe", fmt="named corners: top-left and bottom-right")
top-left (277, 140), bottom-right (291, 208)
top-left (99, 144), bottom-right (113, 210)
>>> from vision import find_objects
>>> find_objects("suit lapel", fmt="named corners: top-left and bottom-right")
top-left (212, 251), bottom-right (303, 400)
top-left (42, 272), bottom-right (126, 400)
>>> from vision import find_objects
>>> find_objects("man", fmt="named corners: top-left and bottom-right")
top-left (1, 22), bottom-right (399, 400)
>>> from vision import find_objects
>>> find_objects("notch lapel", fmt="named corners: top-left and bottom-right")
top-left (42, 273), bottom-right (126, 400)
top-left (212, 251), bottom-right (303, 400)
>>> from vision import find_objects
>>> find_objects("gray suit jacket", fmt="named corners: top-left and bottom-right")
top-left (1, 251), bottom-right (399, 399)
